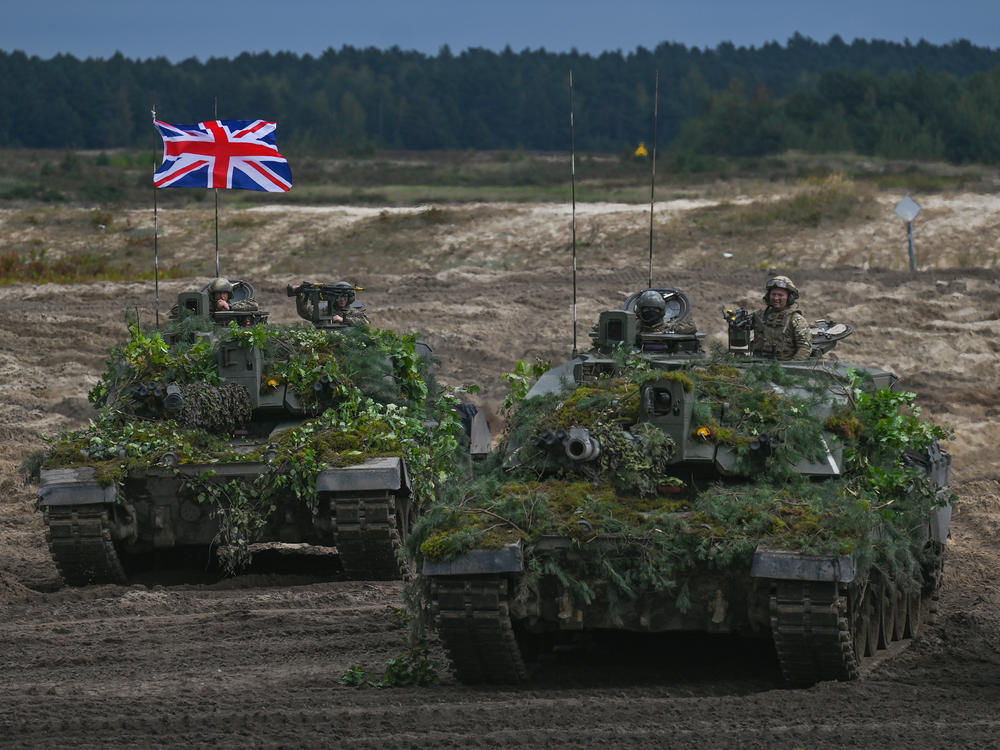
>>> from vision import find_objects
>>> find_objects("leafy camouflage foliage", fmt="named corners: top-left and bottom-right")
top-left (42, 319), bottom-right (466, 573)
top-left (410, 353), bottom-right (952, 606)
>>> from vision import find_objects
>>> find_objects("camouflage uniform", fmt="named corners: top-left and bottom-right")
top-left (227, 299), bottom-right (259, 312)
top-left (295, 295), bottom-right (370, 328)
top-left (340, 305), bottom-right (371, 328)
top-left (642, 316), bottom-right (698, 335)
top-left (751, 302), bottom-right (811, 360)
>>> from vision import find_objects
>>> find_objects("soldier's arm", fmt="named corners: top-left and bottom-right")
top-left (790, 313), bottom-right (812, 360)
top-left (345, 307), bottom-right (371, 328)
top-left (749, 310), bottom-right (764, 354)
top-left (671, 317), bottom-right (697, 335)
top-left (295, 294), bottom-right (313, 320)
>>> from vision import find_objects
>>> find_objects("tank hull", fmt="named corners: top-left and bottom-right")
top-left (38, 455), bottom-right (414, 584)
top-left (423, 507), bottom-right (949, 685)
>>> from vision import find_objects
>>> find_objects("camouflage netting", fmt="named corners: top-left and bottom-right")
top-left (174, 382), bottom-right (253, 432)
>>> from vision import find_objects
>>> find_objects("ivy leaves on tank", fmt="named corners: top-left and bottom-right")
top-left (410, 353), bottom-right (953, 605)
top-left (40, 318), bottom-right (466, 557)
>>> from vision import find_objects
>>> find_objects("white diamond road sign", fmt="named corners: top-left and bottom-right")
top-left (895, 195), bottom-right (921, 222)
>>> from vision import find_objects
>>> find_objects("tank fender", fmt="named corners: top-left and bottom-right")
top-left (525, 359), bottom-right (580, 399)
top-left (37, 468), bottom-right (118, 507)
top-left (422, 542), bottom-right (523, 576)
top-left (930, 505), bottom-right (951, 544)
top-left (750, 546), bottom-right (856, 583)
top-left (316, 456), bottom-right (411, 493)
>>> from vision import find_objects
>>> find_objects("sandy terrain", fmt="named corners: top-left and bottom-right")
top-left (1, 193), bottom-right (999, 748)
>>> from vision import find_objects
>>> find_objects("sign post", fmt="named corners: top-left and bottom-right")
top-left (895, 195), bottom-right (922, 271)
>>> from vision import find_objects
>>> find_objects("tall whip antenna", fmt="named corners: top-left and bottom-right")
top-left (570, 71), bottom-right (579, 358)
top-left (647, 70), bottom-right (659, 289)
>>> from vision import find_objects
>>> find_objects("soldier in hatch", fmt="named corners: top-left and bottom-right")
top-left (294, 281), bottom-right (370, 327)
top-left (750, 276), bottom-right (812, 361)
top-left (635, 289), bottom-right (698, 335)
top-left (208, 277), bottom-right (259, 312)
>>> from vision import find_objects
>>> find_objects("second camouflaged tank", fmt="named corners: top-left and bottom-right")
top-left (36, 280), bottom-right (474, 585)
top-left (411, 289), bottom-right (953, 685)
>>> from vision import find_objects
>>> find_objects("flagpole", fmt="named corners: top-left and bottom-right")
top-left (648, 70), bottom-right (659, 289)
top-left (154, 169), bottom-right (160, 327)
top-left (215, 189), bottom-right (220, 277)
top-left (570, 70), bottom-right (578, 359)
top-left (214, 97), bottom-right (220, 277)
top-left (152, 106), bottom-right (160, 327)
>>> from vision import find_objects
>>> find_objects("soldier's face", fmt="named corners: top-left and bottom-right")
top-left (769, 288), bottom-right (789, 309)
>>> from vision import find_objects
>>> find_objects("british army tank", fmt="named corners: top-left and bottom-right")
top-left (36, 279), bottom-right (472, 585)
top-left (411, 288), bottom-right (952, 685)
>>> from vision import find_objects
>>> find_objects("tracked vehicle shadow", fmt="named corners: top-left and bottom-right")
top-left (119, 545), bottom-right (346, 587)
top-left (522, 630), bottom-right (784, 692)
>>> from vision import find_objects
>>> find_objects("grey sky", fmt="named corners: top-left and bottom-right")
top-left (3, 0), bottom-right (997, 62)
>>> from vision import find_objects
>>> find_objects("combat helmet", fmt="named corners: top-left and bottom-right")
top-left (636, 289), bottom-right (666, 326)
top-left (330, 281), bottom-right (357, 304)
top-left (207, 277), bottom-right (234, 296)
top-left (764, 276), bottom-right (799, 304)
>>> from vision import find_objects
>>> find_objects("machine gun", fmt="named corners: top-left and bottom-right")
top-left (287, 281), bottom-right (364, 329)
top-left (286, 281), bottom-right (360, 299)
top-left (724, 307), bottom-right (752, 351)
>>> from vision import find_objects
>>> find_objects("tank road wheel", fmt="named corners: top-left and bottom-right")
top-left (394, 495), bottom-right (418, 580)
top-left (904, 591), bottom-right (923, 638)
top-left (876, 580), bottom-right (895, 649)
top-left (892, 587), bottom-right (908, 641)
top-left (850, 581), bottom-right (877, 662)
top-left (330, 491), bottom-right (410, 580)
top-left (863, 586), bottom-right (880, 657)
top-left (922, 541), bottom-right (945, 627)
top-left (431, 576), bottom-right (528, 685)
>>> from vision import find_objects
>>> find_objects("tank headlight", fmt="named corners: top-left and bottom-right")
top-left (265, 443), bottom-right (279, 464)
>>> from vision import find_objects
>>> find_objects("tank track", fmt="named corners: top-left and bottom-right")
top-left (770, 575), bottom-right (942, 684)
top-left (43, 506), bottom-right (127, 586)
top-left (431, 576), bottom-right (527, 684)
top-left (769, 580), bottom-right (857, 684)
top-left (329, 491), bottom-right (406, 580)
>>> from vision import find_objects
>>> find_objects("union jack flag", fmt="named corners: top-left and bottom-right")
top-left (153, 118), bottom-right (292, 192)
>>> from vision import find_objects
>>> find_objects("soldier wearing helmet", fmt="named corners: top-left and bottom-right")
top-left (750, 276), bottom-right (811, 360)
top-left (635, 289), bottom-right (697, 334)
top-left (208, 277), bottom-right (259, 313)
top-left (294, 280), bottom-right (370, 327)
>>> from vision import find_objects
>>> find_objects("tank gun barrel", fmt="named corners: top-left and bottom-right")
top-left (564, 427), bottom-right (601, 462)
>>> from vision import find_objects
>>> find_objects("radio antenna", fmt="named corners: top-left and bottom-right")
top-left (570, 70), bottom-right (579, 358)
top-left (647, 70), bottom-right (659, 289)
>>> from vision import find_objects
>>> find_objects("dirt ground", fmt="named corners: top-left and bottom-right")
top-left (1, 193), bottom-right (1000, 748)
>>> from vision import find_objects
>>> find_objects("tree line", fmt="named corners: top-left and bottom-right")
top-left (1, 35), bottom-right (999, 163)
